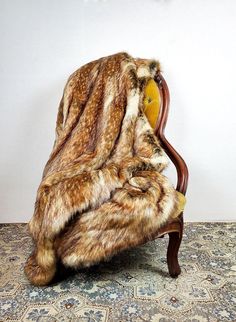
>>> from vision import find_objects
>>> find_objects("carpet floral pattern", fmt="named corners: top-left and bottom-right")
top-left (0, 223), bottom-right (236, 321)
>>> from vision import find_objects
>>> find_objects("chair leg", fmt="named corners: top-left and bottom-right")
top-left (167, 231), bottom-right (182, 278)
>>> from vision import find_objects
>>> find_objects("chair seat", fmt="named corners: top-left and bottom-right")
top-left (156, 215), bottom-right (182, 238)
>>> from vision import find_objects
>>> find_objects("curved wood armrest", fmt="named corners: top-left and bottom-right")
top-left (159, 134), bottom-right (188, 195)
top-left (154, 73), bottom-right (189, 195)
top-left (152, 72), bottom-right (187, 278)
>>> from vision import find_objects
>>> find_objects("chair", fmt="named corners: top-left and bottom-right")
top-left (152, 72), bottom-right (189, 278)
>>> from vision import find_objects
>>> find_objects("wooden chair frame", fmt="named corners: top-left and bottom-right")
top-left (153, 72), bottom-right (189, 278)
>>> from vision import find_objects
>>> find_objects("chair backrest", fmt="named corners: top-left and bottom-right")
top-left (154, 72), bottom-right (188, 195)
top-left (154, 73), bottom-right (170, 136)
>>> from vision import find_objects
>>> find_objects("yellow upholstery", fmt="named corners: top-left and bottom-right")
top-left (143, 79), bottom-right (161, 129)
top-left (172, 191), bottom-right (186, 218)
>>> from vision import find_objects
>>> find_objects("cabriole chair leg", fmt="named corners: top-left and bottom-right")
top-left (167, 231), bottom-right (182, 278)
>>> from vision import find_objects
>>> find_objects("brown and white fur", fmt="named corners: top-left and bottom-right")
top-left (24, 52), bottom-right (178, 286)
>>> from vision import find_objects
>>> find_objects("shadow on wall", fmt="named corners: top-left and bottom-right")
top-left (0, 81), bottom-right (63, 221)
top-left (13, 84), bottom-right (61, 173)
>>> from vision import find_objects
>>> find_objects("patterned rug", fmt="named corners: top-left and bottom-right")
top-left (0, 223), bottom-right (236, 322)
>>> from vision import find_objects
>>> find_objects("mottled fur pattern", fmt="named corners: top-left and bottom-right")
top-left (24, 52), bottom-right (178, 285)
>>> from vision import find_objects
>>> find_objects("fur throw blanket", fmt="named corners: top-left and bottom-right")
top-left (24, 52), bottom-right (179, 286)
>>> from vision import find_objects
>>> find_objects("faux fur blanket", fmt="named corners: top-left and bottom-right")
top-left (24, 52), bottom-right (179, 286)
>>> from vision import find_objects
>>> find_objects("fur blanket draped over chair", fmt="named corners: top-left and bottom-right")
top-left (24, 52), bottom-right (179, 286)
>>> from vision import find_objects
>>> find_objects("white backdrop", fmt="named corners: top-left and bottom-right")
top-left (0, 0), bottom-right (236, 223)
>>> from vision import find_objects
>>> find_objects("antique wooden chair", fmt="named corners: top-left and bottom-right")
top-left (152, 72), bottom-right (189, 278)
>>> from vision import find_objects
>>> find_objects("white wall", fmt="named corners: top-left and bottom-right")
top-left (0, 0), bottom-right (236, 223)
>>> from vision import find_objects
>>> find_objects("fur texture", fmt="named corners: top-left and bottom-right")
top-left (24, 52), bottom-right (178, 285)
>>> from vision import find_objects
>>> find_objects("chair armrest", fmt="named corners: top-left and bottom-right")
top-left (158, 134), bottom-right (188, 195)
top-left (154, 73), bottom-right (189, 195)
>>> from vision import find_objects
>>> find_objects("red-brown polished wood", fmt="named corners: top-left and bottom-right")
top-left (153, 72), bottom-right (189, 277)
